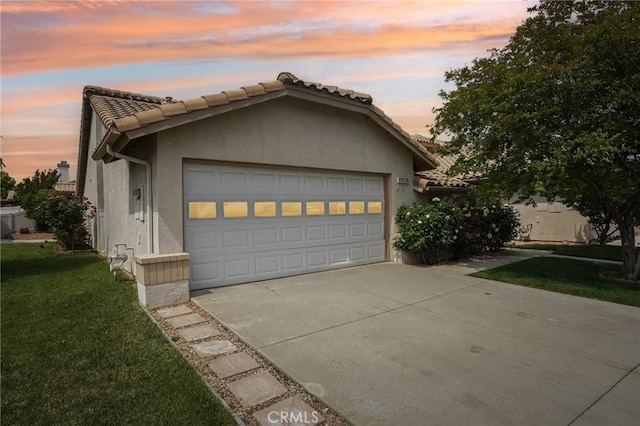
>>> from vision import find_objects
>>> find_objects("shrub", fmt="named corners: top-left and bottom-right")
top-left (19, 227), bottom-right (30, 234)
top-left (36, 194), bottom-right (94, 251)
top-left (394, 196), bottom-right (520, 264)
top-left (394, 199), bottom-right (463, 264)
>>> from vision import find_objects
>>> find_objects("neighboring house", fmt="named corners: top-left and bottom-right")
top-left (77, 72), bottom-right (438, 308)
top-left (54, 160), bottom-right (77, 194)
top-left (410, 134), bottom-right (594, 243)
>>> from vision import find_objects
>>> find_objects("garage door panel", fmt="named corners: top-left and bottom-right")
top-left (255, 256), bottom-right (279, 275)
top-left (283, 253), bottom-right (305, 271)
top-left (254, 228), bottom-right (278, 245)
top-left (306, 226), bottom-right (326, 241)
top-left (307, 251), bottom-right (328, 267)
top-left (185, 164), bottom-right (386, 289)
top-left (223, 230), bottom-right (250, 248)
top-left (282, 227), bottom-right (304, 243)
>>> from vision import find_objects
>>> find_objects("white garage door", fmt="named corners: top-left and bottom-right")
top-left (184, 163), bottom-right (386, 289)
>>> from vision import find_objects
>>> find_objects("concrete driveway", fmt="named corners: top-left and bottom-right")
top-left (192, 250), bottom-right (640, 425)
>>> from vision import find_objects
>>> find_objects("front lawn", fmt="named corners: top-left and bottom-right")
top-left (1, 243), bottom-right (235, 425)
top-left (513, 243), bottom-right (638, 262)
top-left (472, 257), bottom-right (640, 307)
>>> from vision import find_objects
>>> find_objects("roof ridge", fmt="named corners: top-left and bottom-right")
top-left (83, 85), bottom-right (168, 104)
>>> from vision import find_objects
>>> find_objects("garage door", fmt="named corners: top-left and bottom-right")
top-left (184, 163), bottom-right (386, 289)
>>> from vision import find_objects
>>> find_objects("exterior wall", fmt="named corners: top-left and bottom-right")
top-left (512, 197), bottom-right (593, 243)
top-left (82, 112), bottom-right (157, 274)
top-left (155, 97), bottom-right (420, 256)
top-left (83, 112), bottom-right (101, 250)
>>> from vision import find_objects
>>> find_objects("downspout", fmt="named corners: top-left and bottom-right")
top-left (105, 143), bottom-right (155, 254)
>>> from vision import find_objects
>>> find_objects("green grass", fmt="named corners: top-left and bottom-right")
top-left (1, 243), bottom-right (235, 425)
top-left (513, 243), bottom-right (638, 262)
top-left (472, 257), bottom-right (640, 307)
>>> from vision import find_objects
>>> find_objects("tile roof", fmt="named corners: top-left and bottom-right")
top-left (54, 181), bottom-right (77, 193)
top-left (78, 73), bottom-right (439, 194)
top-left (86, 86), bottom-right (165, 130)
top-left (412, 134), bottom-right (480, 192)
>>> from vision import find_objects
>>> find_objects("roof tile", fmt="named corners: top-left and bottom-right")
top-left (160, 102), bottom-right (188, 117)
top-left (113, 115), bottom-right (141, 132)
top-left (259, 81), bottom-right (286, 92)
top-left (223, 89), bottom-right (249, 102)
top-left (135, 108), bottom-right (167, 126)
top-left (242, 84), bottom-right (267, 97)
top-left (182, 97), bottom-right (209, 111)
top-left (203, 93), bottom-right (230, 107)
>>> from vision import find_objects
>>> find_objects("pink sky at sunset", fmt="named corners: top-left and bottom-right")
top-left (1, 0), bottom-right (535, 181)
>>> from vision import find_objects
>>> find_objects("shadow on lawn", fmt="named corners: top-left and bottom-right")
top-left (1, 253), bottom-right (104, 282)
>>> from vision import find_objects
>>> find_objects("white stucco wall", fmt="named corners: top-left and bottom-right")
top-left (155, 96), bottom-right (421, 256)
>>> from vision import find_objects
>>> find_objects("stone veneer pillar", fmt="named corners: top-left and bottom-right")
top-left (134, 253), bottom-right (190, 309)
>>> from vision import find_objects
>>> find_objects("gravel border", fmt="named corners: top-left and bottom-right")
top-left (147, 300), bottom-right (351, 426)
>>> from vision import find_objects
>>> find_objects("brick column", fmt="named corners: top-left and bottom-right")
top-left (134, 253), bottom-right (190, 309)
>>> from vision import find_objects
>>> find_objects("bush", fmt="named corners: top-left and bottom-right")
top-left (36, 194), bottom-right (94, 251)
top-left (19, 227), bottom-right (30, 234)
top-left (394, 196), bottom-right (520, 264)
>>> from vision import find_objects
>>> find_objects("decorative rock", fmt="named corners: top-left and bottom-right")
top-left (191, 340), bottom-right (237, 357)
top-left (227, 371), bottom-right (287, 407)
top-left (208, 352), bottom-right (260, 379)
top-left (156, 305), bottom-right (192, 318)
top-left (167, 313), bottom-right (206, 329)
top-left (178, 324), bottom-right (220, 342)
top-left (253, 396), bottom-right (325, 426)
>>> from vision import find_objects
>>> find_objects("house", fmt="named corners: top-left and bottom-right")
top-left (77, 72), bottom-right (438, 308)
top-left (410, 134), bottom-right (594, 243)
top-left (54, 160), bottom-right (77, 194)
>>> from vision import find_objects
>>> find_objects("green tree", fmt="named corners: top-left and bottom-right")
top-left (1, 171), bottom-right (16, 199)
top-left (14, 169), bottom-right (60, 230)
top-left (431, 1), bottom-right (640, 278)
top-left (38, 193), bottom-right (94, 251)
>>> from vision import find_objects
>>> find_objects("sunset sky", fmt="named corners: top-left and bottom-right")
top-left (1, 0), bottom-right (534, 181)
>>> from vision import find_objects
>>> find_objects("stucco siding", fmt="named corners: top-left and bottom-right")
top-left (513, 198), bottom-right (593, 243)
top-left (156, 97), bottom-right (419, 254)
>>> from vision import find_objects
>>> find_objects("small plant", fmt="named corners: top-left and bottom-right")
top-left (19, 227), bottom-right (30, 234)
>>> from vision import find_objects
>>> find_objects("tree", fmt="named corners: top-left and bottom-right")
top-left (14, 169), bottom-right (60, 230)
top-left (14, 169), bottom-right (60, 198)
top-left (1, 171), bottom-right (16, 199)
top-left (431, 1), bottom-right (640, 278)
top-left (38, 193), bottom-right (94, 251)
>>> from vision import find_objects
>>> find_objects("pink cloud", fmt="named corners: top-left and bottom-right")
top-left (2, 1), bottom-right (524, 76)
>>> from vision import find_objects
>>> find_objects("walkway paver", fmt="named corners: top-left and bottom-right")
top-left (191, 340), bottom-right (237, 357)
top-left (227, 370), bottom-right (287, 407)
top-left (253, 396), bottom-right (325, 426)
top-left (167, 312), bottom-right (206, 329)
top-left (156, 305), bottom-right (193, 318)
top-left (208, 352), bottom-right (260, 379)
top-left (178, 324), bottom-right (220, 342)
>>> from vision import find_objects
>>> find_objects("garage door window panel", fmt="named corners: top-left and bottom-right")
top-left (306, 201), bottom-right (325, 216)
top-left (329, 201), bottom-right (346, 215)
top-left (368, 201), bottom-right (383, 214)
top-left (189, 202), bottom-right (217, 219)
top-left (254, 201), bottom-right (276, 217)
top-left (282, 202), bottom-right (302, 216)
top-left (349, 201), bottom-right (365, 214)
top-left (223, 201), bottom-right (248, 218)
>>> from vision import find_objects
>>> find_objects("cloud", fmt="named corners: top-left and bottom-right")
top-left (1, 135), bottom-right (78, 181)
top-left (2, 1), bottom-right (526, 76)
